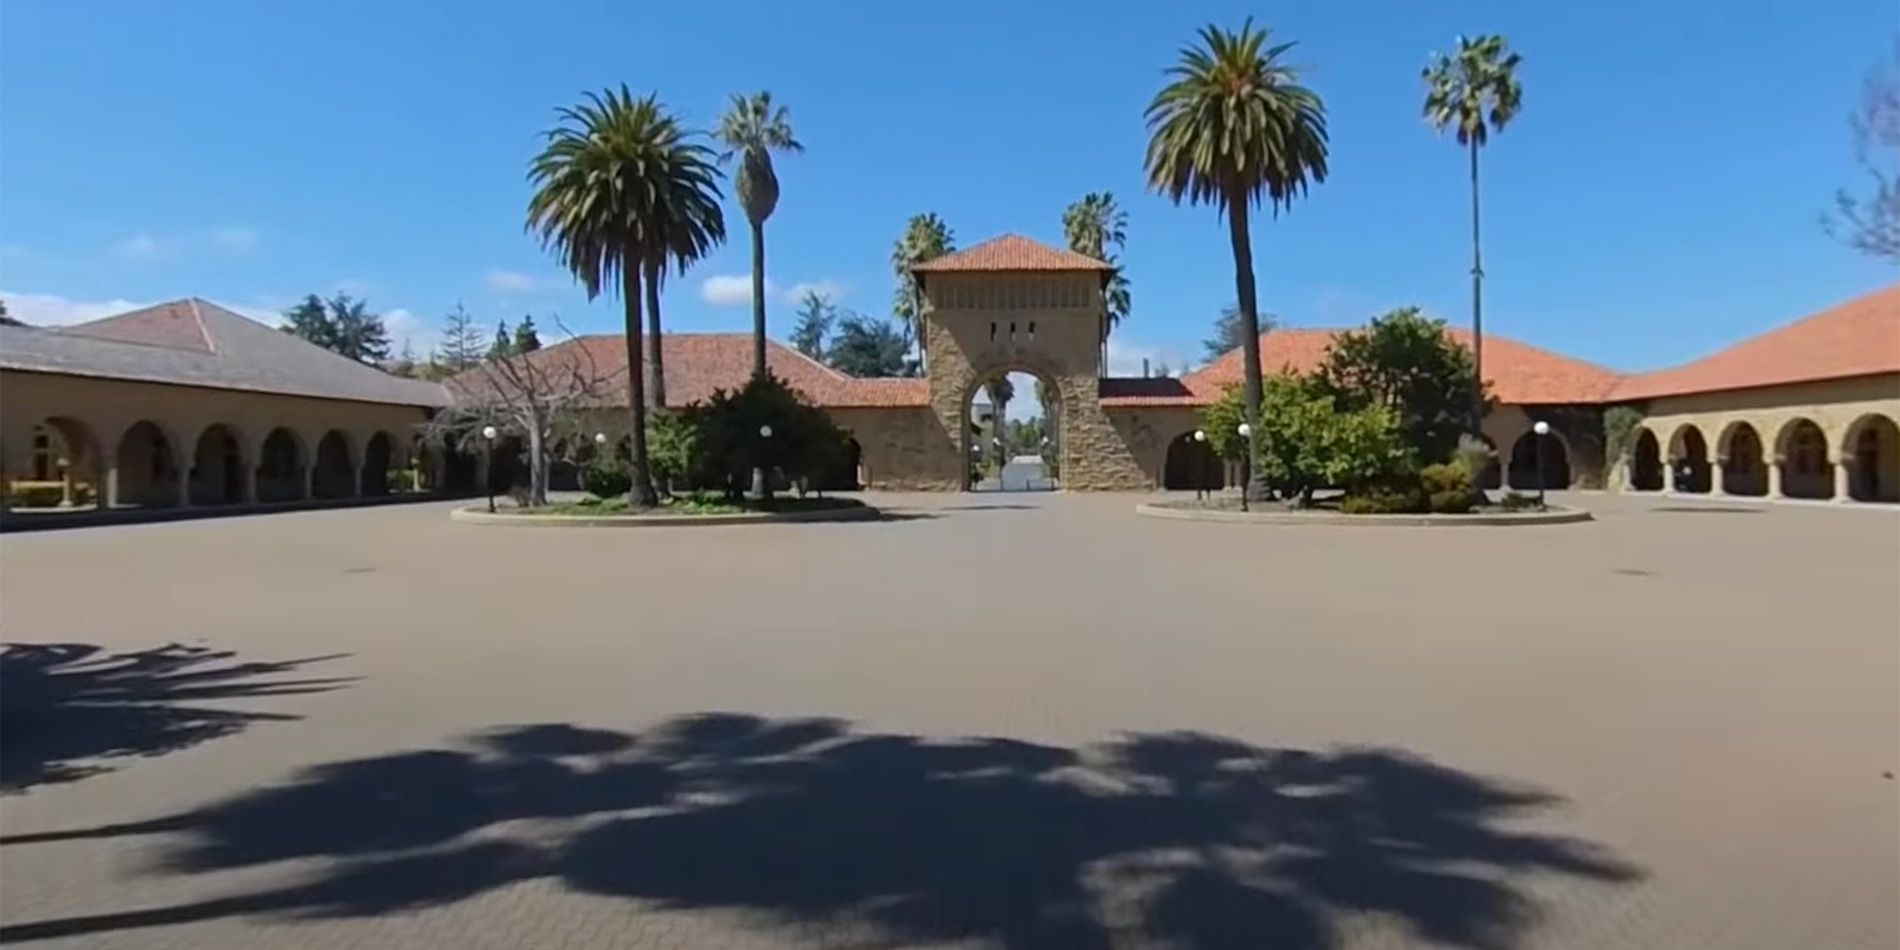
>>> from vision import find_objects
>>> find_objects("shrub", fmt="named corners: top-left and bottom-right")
top-left (579, 456), bottom-right (633, 499)
top-left (679, 373), bottom-right (856, 499)
top-left (1197, 375), bottom-right (1413, 505)
top-left (1498, 490), bottom-right (1543, 511)
top-left (1340, 485), bottom-right (1425, 515)
top-left (1420, 462), bottom-right (1474, 514)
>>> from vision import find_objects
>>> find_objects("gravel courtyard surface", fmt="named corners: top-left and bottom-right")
top-left (1, 492), bottom-right (1895, 950)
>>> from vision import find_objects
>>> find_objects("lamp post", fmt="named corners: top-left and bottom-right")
top-left (1532, 420), bottom-right (1551, 508)
top-left (480, 425), bottom-right (499, 512)
top-left (1192, 429), bottom-right (1208, 501)
top-left (1236, 422), bottom-right (1254, 512)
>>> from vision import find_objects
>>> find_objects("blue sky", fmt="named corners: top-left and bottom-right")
top-left (2, 0), bottom-right (1893, 377)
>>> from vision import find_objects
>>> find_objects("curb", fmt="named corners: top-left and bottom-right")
top-left (449, 502), bottom-right (883, 527)
top-left (1134, 502), bottom-right (1594, 527)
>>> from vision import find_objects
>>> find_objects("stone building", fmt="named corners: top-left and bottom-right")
top-left (2, 235), bottom-right (1895, 522)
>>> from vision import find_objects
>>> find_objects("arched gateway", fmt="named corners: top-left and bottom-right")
top-left (913, 234), bottom-right (1159, 491)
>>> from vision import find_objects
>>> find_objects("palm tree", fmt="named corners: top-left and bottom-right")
top-left (715, 91), bottom-right (803, 379)
top-left (1424, 34), bottom-right (1523, 435)
top-left (1144, 20), bottom-right (1329, 502)
top-left (642, 150), bottom-right (728, 409)
top-left (1062, 192), bottom-right (1132, 370)
top-left (891, 213), bottom-right (956, 367)
top-left (527, 86), bottom-right (724, 508)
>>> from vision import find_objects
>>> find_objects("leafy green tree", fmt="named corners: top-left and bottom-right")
top-left (512, 316), bottom-right (542, 353)
top-left (891, 213), bottom-right (955, 357)
top-left (1146, 19), bottom-right (1329, 500)
top-left (1199, 376), bottom-right (1408, 507)
top-left (280, 292), bottom-right (391, 363)
top-left (789, 289), bottom-right (836, 360)
top-left (434, 303), bottom-right (487, 375)
top-left (1313, 307), bottom-right (1487, 465)
top-left (716, 91), bottom-right (803, 379)
top-left (1202, 303), bottom-right (1277, 362)
top-left (1424, 34), bottom-right (1523, 432)
top-left (826, 312), bottom-right (917, 377)
top-left (488, 320), bottom-right (514, 361)
top-left (1062, 192), bottom-right (1132, 364)
top-left (527, 86), bottom-right (724, 508)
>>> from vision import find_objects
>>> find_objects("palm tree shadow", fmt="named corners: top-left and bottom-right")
top-left (0, 714), bottom-right (1641, 949)
top-left (0, 642), bottom-right (354, 792)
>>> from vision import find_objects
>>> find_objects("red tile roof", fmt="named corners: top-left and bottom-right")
top-left (65, 299), bottom-right (215, 353)
top-left (1097, 376), bottom-right (1218, 407)
top-left (911, 233), bottom-right (1113, 273)
top-left (1611, 284), bottom-right (1900, 401)
top-left (1183, 326), bottom-right (1622, 405)
top-left (447, 333), bottom-right (932, 409)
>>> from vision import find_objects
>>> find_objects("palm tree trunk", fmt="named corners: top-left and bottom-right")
top-left (1225, 190), bottom-right (1265, 503)
top-left (644, 258), bottom-right (667, 409)
top-left (749, 219), bottom-right (768, 378)
top-left (621, 264), bottom-right (659, 508)
top-left (1468, 139), bottom-right (1485, 437)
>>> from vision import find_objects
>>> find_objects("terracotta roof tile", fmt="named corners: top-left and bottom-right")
top-left (1611, 284), bottom-right (1900, 401)
top-left (1183, 326), bottom-right (1622, 405)
top-left (1097, 376), bottom-right (1216, 407)
top-left (911, 233), bottom-right (1113, 273)
top-left (65, 299), bottom-right (215, 353)
top-left (452, 333), bottom-right (931, 409)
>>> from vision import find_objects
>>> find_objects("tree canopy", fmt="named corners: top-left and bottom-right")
top-left (280, 292), bottom-right (392, 363)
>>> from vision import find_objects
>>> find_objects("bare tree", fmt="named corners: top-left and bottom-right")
top-left (423, 318), bottom-right (619, 507)
top-left (1827, 38), bottom-right (1900, 264)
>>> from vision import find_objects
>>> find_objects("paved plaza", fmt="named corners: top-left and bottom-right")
top-left (0, 493), bottom-right (1895, 950)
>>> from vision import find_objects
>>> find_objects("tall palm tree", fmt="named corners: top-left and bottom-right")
top-left (1424, 34), bottom-right (1523, 435)
top-left (1144, 20), bottom-right (1329, 501)
top-left (891, 213), bottom-right (956, 367)
top-left (642, 156), bottom-right (728, 409)
top-left (715, 91), bottom-right (803, 379)
top-left (527, 86), bottom-right (724, 508)
top-left (1062, 192), bottom-right (1132, 370)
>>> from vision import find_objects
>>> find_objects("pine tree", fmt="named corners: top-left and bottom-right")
top-left (433, 303), bottom-right (486, 374)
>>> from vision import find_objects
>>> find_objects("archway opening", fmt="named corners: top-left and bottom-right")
top-left (1162, 430), bottom-right (1224, 491)
top-left (965, 370), bottom-right (1056, 492)
top-left (312, 431), bottom-right (356, 500)
top-left (14, 416), bottom-right (103, 509)
top-left (1777, 419), bottom-right (1832, 500)
top-left (1471, 435), bottom-right (1502, 490)
top-left (1670, 425), bottom-right (1712, 494)
top-left (360, 431), bottom-right (396, 497)
top-left (1629, 429), bottom-right (1663, 491)
top-left (191, 424), bottom-right (246, 505)
top-left (487, 435), bottom-right (527, 498)
top-left (113, 420), bottom-right (180, 508)
top-left (1719, 423), bottom-right (1768, 497)
top-left (1504, 431), bottom-right (1565, 490)
top-left (1507, 430), bottom-right (1570, 491)
top-left (1847, 414), bottom-right (1900, 503)
top-left (813, 437), bottom-right (863, 492)
top-left (257, 428), bottom-right (305, 503)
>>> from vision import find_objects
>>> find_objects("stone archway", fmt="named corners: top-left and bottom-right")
top-left (191, 424), bottom-right (248, 505)
top-left (1717, 422), bottom-right (1768, 497)
top-left (1775, 418), bottom-right (1832, 500)
top-left (1629, 429), bottom-right (1664, 491)
top-left (19, 416), bottom-right (104, 508)
top-left (1668, 425), bottom-right (1712, 494)
top-left (1844, 414), bottom-right (1900, 503)
top-left (1162, 430), bottom-right (1223, 491)
top-left (312, 431), bottom-right (356, 500)
top-left (257, 428), bottom-right (306, 503)
top-left (360, 431), bottom-right (397, 497)
top-left (113, 420), bottom-right (181, 508)
top-left (1507, 430), bottom-right (1570, 490)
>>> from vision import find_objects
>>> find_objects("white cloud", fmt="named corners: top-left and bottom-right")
top-left (485, 269), bottom-right (539, 293)
top-left (700, 273), bottom-right (775, 305)
top-left (211, 227), bottom-right (259, 254)
top-left (783, 279), bottom-right (846, 304)
top-left (1105, 338), bottom-right (1190, 378)
top-left (112, 234), bottom-right (167, 261)
top-left (1, 291), bottom-right (148, 326)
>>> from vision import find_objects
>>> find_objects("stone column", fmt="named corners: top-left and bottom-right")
top-left (1767, 460), bottom-right (1783, 498)
top-left (1833, 459), bottom-right (1853, 502)
top-left (104, 464), bottom-right (121, 508)
top-left (1710, 461), bottom-right (1726, 496)
top-left (59, 460), bottom-right (77, 508)
top-left (1663, 459), bottom-right (1678, 493)
top-left (301, 465), bottom-right (315, 501)
top-left (241, 463), bottom-right (258, 504)
top-left (176, 471), bottom-right (192, 508)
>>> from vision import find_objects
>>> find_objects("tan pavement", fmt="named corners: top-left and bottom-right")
top-left (0, 492), bottom-right (1895, 949)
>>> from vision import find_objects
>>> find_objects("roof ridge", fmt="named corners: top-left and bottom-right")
top-left (184, 297), bottom-right (219, 354)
